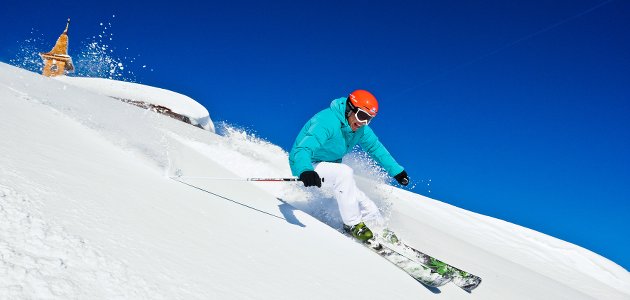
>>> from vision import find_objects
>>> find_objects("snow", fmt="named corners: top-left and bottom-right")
top-left (53, 76), bottom-right (214, 132)
top-left (1, 62), bottom-right (629, 299)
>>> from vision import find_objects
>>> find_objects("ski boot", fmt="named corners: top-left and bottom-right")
top-left (343, 222), bottom-right (374, 242)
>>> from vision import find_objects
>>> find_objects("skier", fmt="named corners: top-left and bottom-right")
top-left (289, 89), bottom-right (409, 242)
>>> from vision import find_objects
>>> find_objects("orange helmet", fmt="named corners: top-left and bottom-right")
top-left (348, 90), bottom-right (378, 117)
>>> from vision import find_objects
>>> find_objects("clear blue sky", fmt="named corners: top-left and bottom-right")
top-left (2, 0), bottom-right (629, 270)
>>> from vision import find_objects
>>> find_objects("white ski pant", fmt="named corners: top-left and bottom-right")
top-left (314, 162), bottom-right (383, 226)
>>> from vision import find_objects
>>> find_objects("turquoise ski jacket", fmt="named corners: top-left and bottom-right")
top-left (289, 97), bottom-right (404, 177)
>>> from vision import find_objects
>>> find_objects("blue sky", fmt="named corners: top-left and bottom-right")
top-left (2, 0), bottom-right (629, 270)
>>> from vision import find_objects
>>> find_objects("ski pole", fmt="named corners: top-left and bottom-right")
top-left (172, 176), bottom-right (324, 182)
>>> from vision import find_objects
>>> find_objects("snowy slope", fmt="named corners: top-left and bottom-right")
top-left (1, 62), bottom-right (628, 299)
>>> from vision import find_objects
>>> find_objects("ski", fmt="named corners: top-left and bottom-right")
top-left (404, 243), bottom-right (482, 292)
top-left (378, 230), bottom-right (482, 292)
top-left (346, 233), bottom-right (452, 288)
top-left (366, 240), bottom-right (453, 287)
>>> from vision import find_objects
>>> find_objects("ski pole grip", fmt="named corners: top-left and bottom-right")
top-left (295, 177), bottom-right (324, 182)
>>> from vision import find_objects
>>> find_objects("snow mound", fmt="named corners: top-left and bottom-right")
top-left (54, 76), bottom-right (214, 132)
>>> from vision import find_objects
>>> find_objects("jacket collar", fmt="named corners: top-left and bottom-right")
top-left (330, 97), bottom-right (350, 127)
top-left (330, 97), bottom-right (366, 135)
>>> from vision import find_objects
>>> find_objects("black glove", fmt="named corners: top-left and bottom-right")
top-left (299, 170), bottom-right (322, 188)
top-left (394, 170), bottom-right (409, 186)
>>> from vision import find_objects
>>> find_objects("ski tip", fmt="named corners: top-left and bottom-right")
top-left (454, 276), bottom-right (482, 292)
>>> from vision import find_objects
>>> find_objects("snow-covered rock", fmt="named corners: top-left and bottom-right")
top-left (54, 76), bottom-right (214, 132)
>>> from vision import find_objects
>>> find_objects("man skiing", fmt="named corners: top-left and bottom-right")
top-left (289, 89), bottom-right (409, 242)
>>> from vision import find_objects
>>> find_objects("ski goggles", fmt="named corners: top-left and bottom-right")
top-left (353, 107), bottom-right (374, 124)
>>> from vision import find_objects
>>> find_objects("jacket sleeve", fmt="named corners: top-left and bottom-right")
top-left (290, 119), bottom-right (332, 176)
top-left (359, 127), bottom-right (404, 177)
